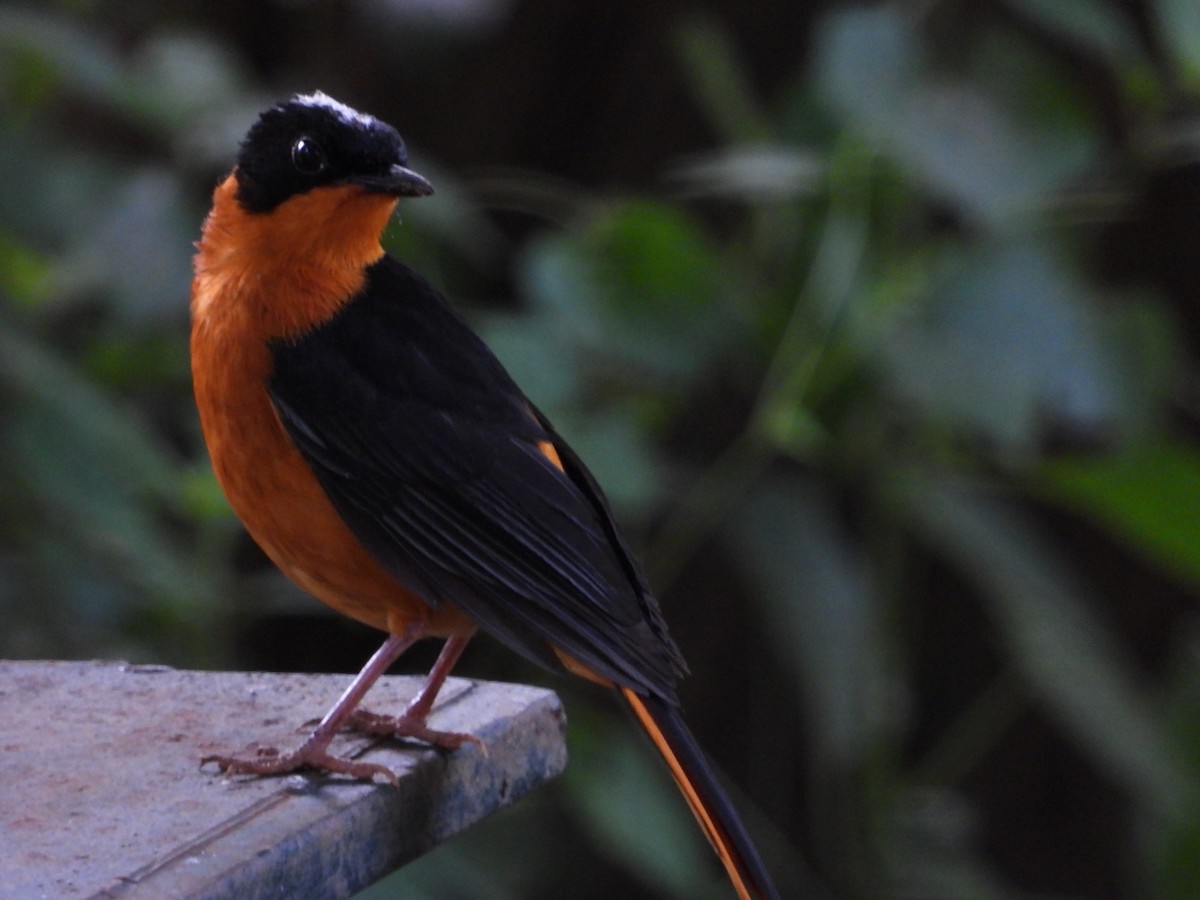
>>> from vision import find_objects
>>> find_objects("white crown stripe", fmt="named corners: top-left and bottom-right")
top-left (292, 91), bottom-right (378, 128)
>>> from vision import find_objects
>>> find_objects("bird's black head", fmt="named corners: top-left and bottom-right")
top-left (234, 92), bottom-right (433, 214)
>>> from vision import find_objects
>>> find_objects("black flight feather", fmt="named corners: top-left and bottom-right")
top-left (268, 255), bottom-right (686, 702)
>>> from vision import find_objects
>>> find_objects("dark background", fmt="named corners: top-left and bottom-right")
top-left (3, 1), bottom-right (1200, 897)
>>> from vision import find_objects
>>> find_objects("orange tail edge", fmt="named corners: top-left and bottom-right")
top-left (620, 687), bottom-right (780, 900)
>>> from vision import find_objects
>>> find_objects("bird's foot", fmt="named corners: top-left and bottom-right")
top-left (347, 708), bottom-right (486, 754)
top-left (201, 743), bottom-right (400, 786)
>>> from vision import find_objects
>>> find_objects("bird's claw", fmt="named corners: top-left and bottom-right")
top-left (201, 745), bottom-right (400, 785)
top-left (347, 708), bottom-right (487, 754)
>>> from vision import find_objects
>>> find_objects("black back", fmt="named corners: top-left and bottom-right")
top-left (269, 256), bottom-right (687, 702)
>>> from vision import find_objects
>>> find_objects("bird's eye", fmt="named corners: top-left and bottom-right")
top-left (291, 137), bottom-right (326, 174)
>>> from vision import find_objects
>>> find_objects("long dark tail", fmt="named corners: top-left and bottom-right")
top-left (620, 688), bottom-right (780, 900)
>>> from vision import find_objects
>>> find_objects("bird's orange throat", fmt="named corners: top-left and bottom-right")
top-left (189, 173), bottom-right (473, 637)
top-left (191, 174), bottom-right (398, 341)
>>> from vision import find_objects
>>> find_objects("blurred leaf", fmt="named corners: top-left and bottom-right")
top-left (1040, 443), bottom-right (1200, 588)
top-left (757, 401), bottom-right (829, 460)
top-left (1156, 807), bottom-right (1200, 900)
top-left (674, 15), bottom-right (770, 142)
top-left (816, 6), bottom-right (1095, 224)
top-left (882, 239), bottom-right (1118, 454)
top-left (518, 201), bottom-right (732, 384)
top-left (84, 334), bottom-right (185, 389)
top-left (55, 167), bottom-right (194, 329)
top-left (0, 8), bottom-right (246, 131)
top-left (1007, 0), bottom-right (1143, 67)
top-left (883, 788), bottom-right (1012, 900)
top-left (1102, 295), bottom-right (1183, 436)
top-left (585, 202), bottom-right (726, 325)
top-left (1153, 637), bottom-right (1200, 899)
top-left (180, 464), bottom-right (235, 524)
top-left (122, 33), bottom-right (245, 126)
top-left (481, 315), bottom-right (584, 412)
top-left (0, 7), bottom-right (125, 104)
top-left (386, 159), bottom-right (508, 269)
top-left (1154, 0), bottom-right (1200, 90)
top-left (0, 319), bottom-right (178, 499)
top-left (815, 6), bottom-right (919, 128)
top-left (729, 474), bottom-right (888, 763)
top-left (969, 28), bottom-right (1102, 158)
top-left (567, 717), bottom-right (723, 899)
top-left (175, 93), bottom-right (278, 172)
top-left (359, 835), bottom-right (523, 900)
top-left (360, 789), bottom-right (573, 900)
top-left (353, 0), bottom-right (513, 41)
top-left (0, 121), bottom-right (119, 248)
top-left (888, 82), bottom-right (1051, 223)
top-left (900, 474), bottom-right (1195, 816)
top-left (668, 144), bottom-right (825, 201)
top-left (519, 226), bottom-right (617, 342)
top-left (488, 301), bottom-right (666, 515)
top-left (0, 319), bottom-right (207, 620)
top-left (551, 408), bottom-right (661, 517)
top-left (0, 234), bottom-right (50, 304)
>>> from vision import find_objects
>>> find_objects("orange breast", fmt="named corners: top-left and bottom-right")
top-left (190, 176), bottom-right (472, 638)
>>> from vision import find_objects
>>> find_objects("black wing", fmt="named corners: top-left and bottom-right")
top-left (269, 255), bottom-right (685, 701)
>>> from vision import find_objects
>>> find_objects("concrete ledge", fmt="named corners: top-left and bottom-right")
top-left (0, 659), bottom-right (567, 899)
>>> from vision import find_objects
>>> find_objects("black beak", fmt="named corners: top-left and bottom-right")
top-left (354, 164), bottom-right (434, 197)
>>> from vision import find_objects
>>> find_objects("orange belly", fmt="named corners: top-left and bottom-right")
top-left (190, 277), bottom-right (471, 639)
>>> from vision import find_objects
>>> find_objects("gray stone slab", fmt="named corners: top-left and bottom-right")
top-left (0, 659), bottom-right (567, 899)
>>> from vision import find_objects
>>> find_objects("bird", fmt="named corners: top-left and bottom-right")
top-left (190, 91), bottom-right (779, 900)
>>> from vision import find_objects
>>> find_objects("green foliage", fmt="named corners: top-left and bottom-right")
top-left (478, 5), bottom-right (1200, 895)
top-left (1043, 444), bottom-right (1200, 588)
top-left (901, 474), bottom-right (1190, 815)
top-left (1155, 0), bottom-right (1200, 91)
top-left (565, 709), bottom-right (727, 899)
top-left (0, 8), bottom-right (243, 662)
top-left (4, 1), bottom-right (1200, 898)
